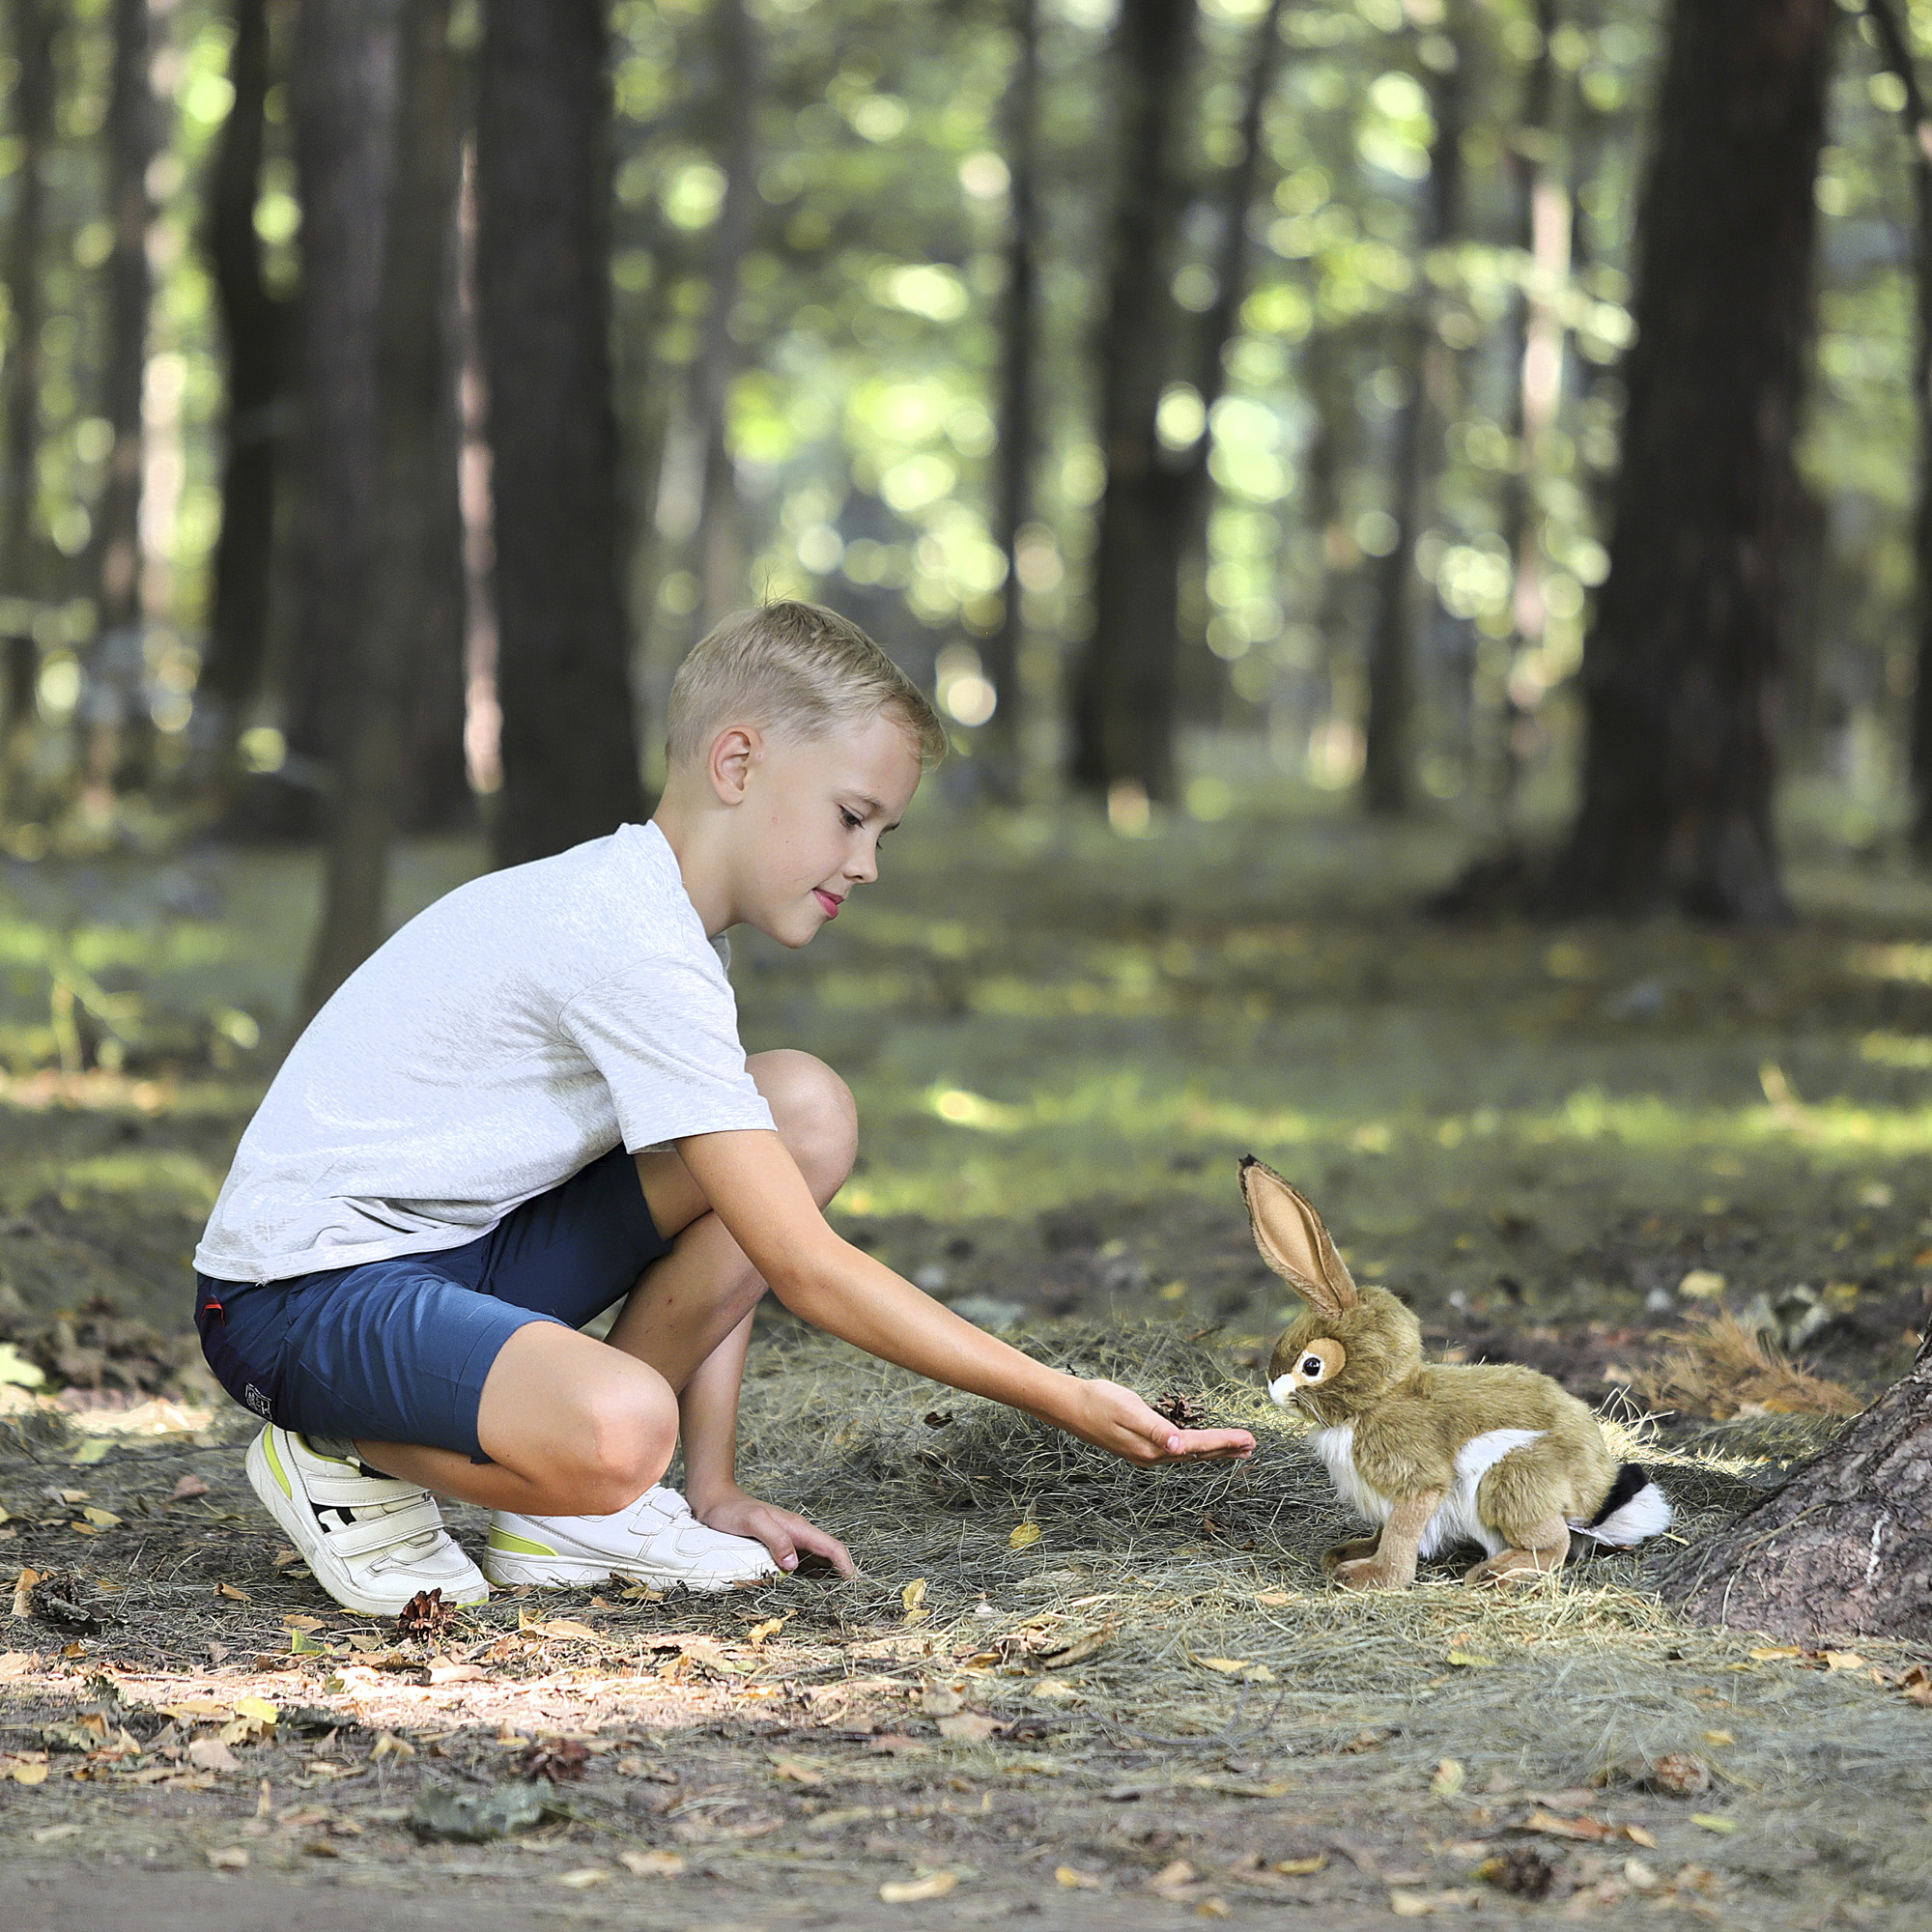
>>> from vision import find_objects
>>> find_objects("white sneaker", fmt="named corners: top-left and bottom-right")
top-left (482, 1485), bottom-right (781, 1591)
top-left (245, 1425), bottom-right (489, 1617)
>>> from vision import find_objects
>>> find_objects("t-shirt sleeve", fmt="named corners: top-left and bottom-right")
top-left (558, 955), bottom-right (776, 1151)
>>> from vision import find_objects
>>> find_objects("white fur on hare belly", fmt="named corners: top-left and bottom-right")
top-left (1306, 1423), bottom-right (1548, 1560)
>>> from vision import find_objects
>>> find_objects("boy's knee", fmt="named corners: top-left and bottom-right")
top-left (569, 1386), bottom-right (676, 1514)
top-left (750, 1049), bottom-right (857, 1202)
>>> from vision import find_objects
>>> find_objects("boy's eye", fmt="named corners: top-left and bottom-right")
top-left (839, 809), bottom-right (863, 831)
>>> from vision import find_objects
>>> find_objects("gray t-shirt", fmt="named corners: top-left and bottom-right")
top-left (195, 820), bottom-right (776, 1284)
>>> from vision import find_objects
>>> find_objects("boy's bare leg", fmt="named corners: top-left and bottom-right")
top-left (609, 1048), bottom-right (857, 1387)
top-left (355, 1321), bottom-right (680, 1516)
top-left (354, 1051), bottom-right (854, 1521)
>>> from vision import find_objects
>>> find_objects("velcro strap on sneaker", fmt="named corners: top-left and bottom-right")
top-left (319, 1497), bottom-right (446, 1558)
top-left (300, 1468), bottom-right (431, 1511)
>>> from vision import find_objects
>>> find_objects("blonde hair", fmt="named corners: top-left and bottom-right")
top-left (665, 601), bottom-right (949, 768)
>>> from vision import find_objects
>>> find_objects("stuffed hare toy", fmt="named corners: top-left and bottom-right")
top-left (1242, 1157), bottom-right (1671, 1589)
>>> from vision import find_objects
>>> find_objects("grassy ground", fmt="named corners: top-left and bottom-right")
top-left (2, 783), bottom-right (1930, 1927)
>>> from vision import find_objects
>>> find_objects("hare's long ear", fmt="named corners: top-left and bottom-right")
top-left (1239, 1156), bottom-right (1359, 1321)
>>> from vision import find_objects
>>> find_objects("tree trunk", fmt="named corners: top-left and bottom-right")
top-left (981, 0), bottom-right (1041, 798)
top-left (198, 0), bottom-right (291, 783)
top-left (693, 0), bottom-right (759, 632)
top-left (1492, 0), bottom-right (1562, 813)
top-left (83, 0), bottom-right (160, 808)
top-left (298, 0), bottom-right (461, 1025)
top-left (476, 0), bottom-right (641, 867)
top-left (1655, 1330), bottom-right (1932, 1640)
top-left (1863, 0), bottom-right (1932, 857)
top-left (1069, 0), bottom-right (1200, 807)
top-left (1550, 0), bottom-right (1833, 922)
top-left (1361, 37), bottom-right (1464, 817)
top-left (0, 0), bottom-right (54, 816)
top-left (270, 0), bottom-right (400, 839)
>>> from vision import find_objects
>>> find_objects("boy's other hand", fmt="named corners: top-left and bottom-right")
top-left (694, 1484), bottom-right (856, 1578)
top-left (1061, 1379), bottom-right (1256, 1465)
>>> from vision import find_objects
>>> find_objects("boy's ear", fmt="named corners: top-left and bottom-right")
top-left (708, 724), bottom-right (761, 805)
top-left (1239, 1156), bottom-right (1359, 1321)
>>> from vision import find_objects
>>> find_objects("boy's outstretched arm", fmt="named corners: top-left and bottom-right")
top-left (675, 1128), bottom-right (1255, 1465)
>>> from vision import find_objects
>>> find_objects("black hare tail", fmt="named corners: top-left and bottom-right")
top-left (1571, 1463), bottom-right (1673, 1548)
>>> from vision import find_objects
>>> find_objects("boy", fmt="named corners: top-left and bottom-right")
top-left (193, 602), bottom-right (1253, 1613)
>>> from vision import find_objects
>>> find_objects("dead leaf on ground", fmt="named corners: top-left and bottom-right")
top-left (1273, 1855), bottom-right (1325, 1876)
top-left (880, 1872), bottom-right (956, 1903)
top-left (617, 1848), bottom-right (686, 1876)
top-left (1522, 1808), bottom-right (1615, 1841)
top-left (555, 1869), bottom-right (607, 1889)
top-left (205, 1846), bottom-right (249, 1870)
top-left (937, 1712), bottom-right (998, 1744)
top-left (169, 1474), bottom-right (211, 1501)
top-left (901, 1577), bottom-right (929, 1622)
top-left (1009, 1521), bottom-right (1042, 1549)
top-left (769, 1752), bottom-right (826, 1784)
top-left (1054, 1866), bottom-right (1101, 1889)
top-left (1149, 1859), bottom-right (1197, 1894)
top-left (188, 1737), bottom-right (240, 1772)
top-left (214, 1581), bottom-right (251, 1604)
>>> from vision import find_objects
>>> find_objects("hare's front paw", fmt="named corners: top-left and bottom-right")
top-left (1331, 1554), bottom-right (1408, 1591)
top-left (1320, 1537), bottom-right (1380, 1576)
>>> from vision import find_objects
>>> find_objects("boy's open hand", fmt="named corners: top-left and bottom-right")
top-left (1060, 1378), bottom-right (1256, 1465)
top-left (694, 1484), bottom-right (856, 1577)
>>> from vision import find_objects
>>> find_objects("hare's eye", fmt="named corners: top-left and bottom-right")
top-left (1300, 1353), bottom-right (1324, 1379)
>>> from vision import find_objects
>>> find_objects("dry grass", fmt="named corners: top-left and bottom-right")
top-left (1634, 1312), bottom-right (1863, 1422)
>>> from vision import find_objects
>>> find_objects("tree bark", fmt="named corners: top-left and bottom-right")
top-left (693, 0), bottom-right (759, 633)
top-left (1550, 0), bottom-right (1833, 922)
top-left (1069, 0), bottom-right (1198, 806)
top-left (269, 0), bottom-right (400, 839)
top-left (1862, 0), bottom-right (1932, 857)
top-left (298, 0), bottom-right (461, 1024)
top-left (83, 0), bottom-right (161, 805)
top-left (1655, 1330), bottom-right (1932, 1640)
top-left (981, 0), bottom-right (1042, 797)
top-left (198, 0), bottom-right (291, 782)
top-left (0, 0), bottom-right (55, 814)
top-left (1362, 36), bottom-right (1464, 817)
top-left (476, 0), bottom-right (641, 867)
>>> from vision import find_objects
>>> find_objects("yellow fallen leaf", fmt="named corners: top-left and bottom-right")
top-left (1055, 1865), bottom-right (1101, 1889)
top-left (1009, 1521), bottom-right (1042, 1549)
top-left (901, 1577), bottom-right (929, 1623)
top-left (1430, 1758), bottom-right (1465, 1797)
top-left (1690, 1813), bottom-right (1736, 1834)
top-left (617, 1848), bottom-right (686, 1877)
top-left (206, 1846), bottom-right (249, 1870)
top-left (1273, 1855), bottom-right (1325, 1876)
top-left (880, 1872), bottom-right (956, 1903)
top-left (187, 1737), bottom-right (239, 1773)
top-left (214, 1582), bottom-right (251, 1604)
top-left (232, 1696), bottom-right (279, 1726)
top-left (1444, 1650), bottom-right (1492, 1667)
top-left (538, 1618), bottom-right (601, 1642)
top-left (370, 1731), bottom-right (413, 1760)
top-left (1150, 1859), bottom-right (1197, 1893)
top-left (79, 1507), bottom-right (121, 1528)
top-left (1197, 1657), bottom-right (1252, 1674)
top-left (1254, 1589), bottom-right (1293, 1607)
top-left (1702, 1729), bottom-right (1733, 1747)
top-left (1748, 1645), bottom-right (1803, 1662)
top-left (1677, 1268), bottom-right (1726, 1300)
top-left (10, 1569), bottom-right (40, 1617)
top-left (1624, 1825), bottom-right (1659, 1848)
top-left (71, 1438), bottom-right (111, 1465)
top-left (937, 1712), bottom-right (998, 1744)
top-left (1195, 1904), bottom-right (1231, 1921)
top-left (745, 1616), bottom-right (786, 1645)
top-left (10, 1761), bottom-right (48, 1785)
top-left (1824, 1651), bottom-right (1868, 1672)
top-left (556, 1869), bottom-right (607, 1889)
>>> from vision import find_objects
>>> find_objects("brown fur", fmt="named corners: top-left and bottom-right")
top-left (1244, 1157), bottom-right (1629, 1588)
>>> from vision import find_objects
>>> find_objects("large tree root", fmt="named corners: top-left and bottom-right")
top-left (1654, 1332), bottom-right (1932, 1640)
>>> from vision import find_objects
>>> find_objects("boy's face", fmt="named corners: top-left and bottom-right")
top-left (729, 711), bottom-right (923, 947)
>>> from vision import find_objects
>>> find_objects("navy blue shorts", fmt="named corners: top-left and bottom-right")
top-left (194, 1144), bottom-right (672, 1461)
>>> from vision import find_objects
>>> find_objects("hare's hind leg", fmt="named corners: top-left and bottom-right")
top-left (1464, 1515), bottom-right (1568, 1586)
top-left (1468, 1444), bottom-right (1576, 1586)
top-left (1321, 1535), bottom-right (1381, 1576)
